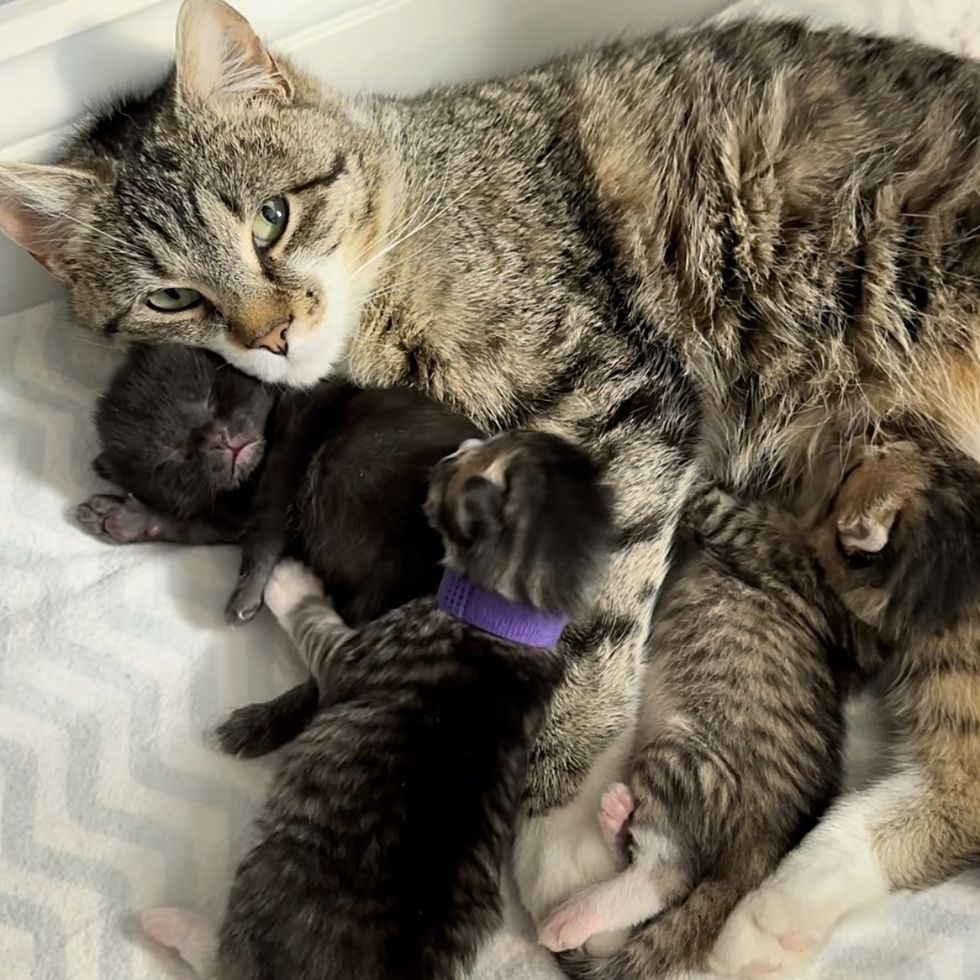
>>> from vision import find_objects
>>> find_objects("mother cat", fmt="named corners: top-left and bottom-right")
top-left (4, 1), bottom-right (980, 975)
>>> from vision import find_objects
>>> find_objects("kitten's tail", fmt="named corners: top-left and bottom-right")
top-left (211, 678), bottom-right (319, 758)
top-left (559, 876), bottom-right (744, 980)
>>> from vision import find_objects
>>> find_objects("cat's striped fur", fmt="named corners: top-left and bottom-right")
top-left (538, 486), bottom-right (849, 976)
top-left (189, 430), bottom-right (613, 980)
top-left (4, 1), bottom-right (980, 971)
top-left (712, 437), bottom-right (980, 977)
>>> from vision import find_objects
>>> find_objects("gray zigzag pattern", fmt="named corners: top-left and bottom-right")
top-left (6, 0), bottom-right (980, 943)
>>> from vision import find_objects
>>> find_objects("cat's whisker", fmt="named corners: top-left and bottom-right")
top-left (350, 166), bottom-right (454, 271)
top-left (352, 191), bottom-right (460, 279)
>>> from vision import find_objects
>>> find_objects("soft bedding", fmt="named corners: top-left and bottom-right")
top-left (2, 2), bottom-right (980, 978)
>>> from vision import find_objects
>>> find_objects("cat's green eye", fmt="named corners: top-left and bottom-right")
top-left (146, 287), bottom-right (203, 312)
top-left (252, 196), bottom-right (289, 248)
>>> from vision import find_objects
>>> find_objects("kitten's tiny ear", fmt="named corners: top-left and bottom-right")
top-left (457, 475), bottom-right (504, 544)
top-left (0, 163), bottom-right (95, 279)
top-left (141, 907), bottom-right (218, 978)
top-left (175, 0), bottom-right (293, 107)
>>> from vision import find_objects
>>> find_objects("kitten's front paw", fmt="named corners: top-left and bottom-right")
top-left (225, 580), bottom-right (264, 625)
top-left (75, 494), bottom-right (159, 544)
top-left (710, 882), bottom-right (825, 978)
top-left (264, 560), bottom-right (324, 621)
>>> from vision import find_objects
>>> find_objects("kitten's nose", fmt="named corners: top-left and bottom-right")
top-left (249, 321), bottom-right (289, 356)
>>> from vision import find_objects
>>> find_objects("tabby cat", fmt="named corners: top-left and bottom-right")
top-left (535, 486), bottom-right (849, 976)
top-left (144, 429), bottom-right (614, 980)
top-left (711, 437), bottom-right (980, 976)
top-left (4, 1), bottom-right (980, 971)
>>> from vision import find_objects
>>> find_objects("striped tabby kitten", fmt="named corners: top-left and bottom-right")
top-left (5, 0), bottom-right (980, 966)
top-left (713, 438), bottom-right (980, 976)
top-left (144, 430), bottom-right (614, 980)
top-left (536, 487), bottom-right (848, 976)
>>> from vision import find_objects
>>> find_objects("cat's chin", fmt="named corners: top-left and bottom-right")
top-left (210, 312), bottom-right (353, 388)
top-left (211, 252), bottom-right (366, 388)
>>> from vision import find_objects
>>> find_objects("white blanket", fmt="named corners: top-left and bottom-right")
top-left (3, 3), bottom-right (980, 978)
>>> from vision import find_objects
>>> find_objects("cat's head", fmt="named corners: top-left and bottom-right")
top-left (426, 431), bottom-right (614, 617)
top-left (0, 0), bottom-right (388, 388)
top-left (95, 344), bottom-right (274, 517)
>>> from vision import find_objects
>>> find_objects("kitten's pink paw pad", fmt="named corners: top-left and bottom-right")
top-left (599, 782), bottom-right (635, 839)
top-left (76, 494), bottom-right (155, 544)
top-left (264, 560), bottom-right (323, 620)
top-left (538, 896), bottom-right (602, 953)
top-left (778, 932), bottom-right (815, 953)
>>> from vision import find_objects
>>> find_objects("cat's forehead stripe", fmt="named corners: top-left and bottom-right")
top-left (287, 154), bottom-right (348, 196)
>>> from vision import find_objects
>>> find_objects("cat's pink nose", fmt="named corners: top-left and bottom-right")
top-left (249, 321), bottom-right (289, 356)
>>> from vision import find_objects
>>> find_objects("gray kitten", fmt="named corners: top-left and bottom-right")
top-left (143, 430), bottom-right (613, 980)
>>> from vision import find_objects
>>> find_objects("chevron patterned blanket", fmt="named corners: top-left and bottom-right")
top-left (4, 2), bottom-right (980, 976)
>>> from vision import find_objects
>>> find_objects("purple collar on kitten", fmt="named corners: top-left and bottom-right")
top-left (436, 569), bottom-right (569, 648)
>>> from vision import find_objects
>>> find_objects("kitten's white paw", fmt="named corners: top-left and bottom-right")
top-left (710, 880), bottom-right (829, 978)
top-left (539, 886), bottom-right (605, 952)
top-left (264, 560), bottom-right (323, 621)
top-left (141, 906), bottom-right (217, 976)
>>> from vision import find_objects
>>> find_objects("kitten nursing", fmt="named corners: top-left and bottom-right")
top-left (144, 430), bottom-right (614, 980)
top-left (540, 436), bottom-right (980, 977)
top-left (12, 0), bottom-right (980, 972)
top-left (539, 486), bottom-right (850, 974)
top-left (713, 437), bottom-right (980, 976)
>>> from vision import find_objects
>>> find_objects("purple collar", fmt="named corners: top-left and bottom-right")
top-left (436, 569), bottom-right (568, 648)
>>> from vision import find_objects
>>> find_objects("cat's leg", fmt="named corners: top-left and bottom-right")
top-left (709, 769), bottom-right (918, 978)
top-left (76, 494), bottom-right (240, 545)
top-left (264, 560), bottom-right (353, 680)
top-left (539, 824), bottom-right (684, 953)
top-left (514, 726), bottom-right (635, 935)
top-left (712, 665), bottom-right (980, 977)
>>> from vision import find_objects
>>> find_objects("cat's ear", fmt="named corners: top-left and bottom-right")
top-left (0, 162), bottom-right (95, 279)
top-left (175, 0), bottom-right (293, 107)
top-left (141, 907), bottom-right (218, 978)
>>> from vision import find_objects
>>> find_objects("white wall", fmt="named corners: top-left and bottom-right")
top-left (0, 0), bottom-right (732, 315)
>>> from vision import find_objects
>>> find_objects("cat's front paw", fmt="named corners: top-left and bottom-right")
top-left (75, 494), bottom-right (160, 544)
top-left (264, 560), bottom-right (324, 622)
top-left (710, 881), bottom-right (826, 978)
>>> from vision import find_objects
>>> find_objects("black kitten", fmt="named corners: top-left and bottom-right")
top-left (83, 344), bottom-right (272, 543)
top-left (142, 430), bottom-right (614, 980)
top-left (79, 342), bottom-right (480, 619)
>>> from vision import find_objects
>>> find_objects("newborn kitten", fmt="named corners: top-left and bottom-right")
top-left (539, 486), bottom-right (849, 973)
top-left (143, 430), bottom-right (614, 980)
top-left (82, 344), bottom-right (271, 543)
top-left (711, 438), bottom-right (980, 977)
top-left (78, 343), bottom-right (480, 623)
